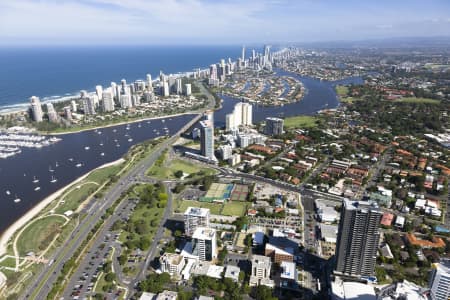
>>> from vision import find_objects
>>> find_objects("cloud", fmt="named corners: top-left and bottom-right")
top-left (0, 0), bottom-right (449, 45)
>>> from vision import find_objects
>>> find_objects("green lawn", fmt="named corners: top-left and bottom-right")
top-left (176, 200), bottom-right (222, 215)
top-left (148, 157), bottom-right (216, 180)
top-left (284, 115), bottom-right (319, 129)
top-left (340, 96), bottom-right (358, 104)
top-left (55, 182), bottom-right (98, 214)
top-left (393, 97), bottom-right (440, 104)
top-left (221, 202), bottom-right (248, 216)
top-left (86, 164), bottom-right (123, 183)
top-left (335, 85), bottom-right (349, 96)
top-left (17, 215), bottom-right (66, 256)
top-left (0, 256), bottom-right (17, 268)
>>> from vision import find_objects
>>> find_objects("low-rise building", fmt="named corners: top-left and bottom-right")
top-left (280, 261), bottom-right (298, 289)
top-left (159, 253), bottom-right (185, 277)
top-left (224, 265), bottom-right (241, 282)
top-left (156, 290), bottom-right (178, 300)
top-left (249, 255), bottom-right (274, 287)
top-left (265, 243), bottom-right (294, 263)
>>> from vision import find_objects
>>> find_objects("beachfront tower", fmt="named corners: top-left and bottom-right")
top-left (29, 96), bottom-right (43, 122)
top-left (95, 85), bottom-right (103, 100)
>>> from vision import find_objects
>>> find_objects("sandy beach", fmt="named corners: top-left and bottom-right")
top-left (0, 158), bottom-right (125, 257)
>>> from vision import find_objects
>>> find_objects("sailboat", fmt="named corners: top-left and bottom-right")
top-left (14, 195), bottom-right (21, 203)
top-left (50, 176), bottom-right (57, 183)
top-left (34, 186), bottom-right (41, 191)
top-left (32, 176), bottom-right (39, 183)
top-left (76, 162), bottom-right (82, 168)
top-left (6, 190), bottom-right (11, 195)
top-left (49, 165), bottom-right (54, 172)
top-left (55, 161), bottom-right (59, 168)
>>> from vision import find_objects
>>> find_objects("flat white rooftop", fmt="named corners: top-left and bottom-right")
top-left (185, 207), bottom-right (209, 217)
top-left (332, 279), bottom-right (376, 300)
top-left (192, 227), bottom-right (216, 240)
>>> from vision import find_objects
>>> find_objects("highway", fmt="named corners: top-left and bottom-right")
top-left (21, 114), bottom-right (202, 300)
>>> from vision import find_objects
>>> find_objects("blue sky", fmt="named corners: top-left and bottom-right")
top-left (0, 0), bottom-right (449, 45)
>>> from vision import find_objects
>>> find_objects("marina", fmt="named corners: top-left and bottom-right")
top-left (0, 133), bottom-right (61, 159)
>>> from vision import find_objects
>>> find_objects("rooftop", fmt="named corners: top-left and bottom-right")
top-left (332, 278), bottom-right (376, 300)
top-left (185, 207), bottom-right (210, 217)
top-left (252, 254), bottom-right (272, 269)
top-left (224, 265), bottom-right (241, 282)
top-left (192, 227), bottom-right (216, 240)
top-left (280, 261), bottom-right (297, 280)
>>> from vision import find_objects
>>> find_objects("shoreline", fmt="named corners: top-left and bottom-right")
top-left (0, 158), bottom-right (125, 257)
top-left (46, 111), bottom-right (197, 136)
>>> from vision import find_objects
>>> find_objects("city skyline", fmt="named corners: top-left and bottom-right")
top-left (1, 0), bottom-right (450, 46)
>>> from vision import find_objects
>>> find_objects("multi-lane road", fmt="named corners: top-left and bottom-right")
top-left (21, 114), bottom-right (202, 300)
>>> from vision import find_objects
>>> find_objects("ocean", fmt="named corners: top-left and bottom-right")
top-left (0, 45), bottom-right (241, 112)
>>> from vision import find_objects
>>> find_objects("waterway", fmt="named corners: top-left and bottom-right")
top-left (0, 114), bottom-right (196, 234)
top-left (0, 69), bottom-right (364, 235)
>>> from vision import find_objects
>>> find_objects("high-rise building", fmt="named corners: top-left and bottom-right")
top-left (335, 199), bottom-right (382, 278)
top-left (225, 102), bottom-right (252, 131)
top-left (120, 79), bottom-right (127, 94)
top-left (70, 100), bottom-right (77, 112)
top-left (111, 82), bottom-right (117, 98)
top-left (192, 227), bottom-right (217, 261)
top-left (146, 74), bottom-right (152, 90)
top-left (200, 118), bottom-right (215, 160)
top-left (162, 81), bottom-right (170, 97)
top-left (185, 83), bottom-right (192, 96)
top-left (218, 145), bottom-right (232, 160)
top-left (175, 78), bottom-right (183, 94)
top-left (95, 85), bottom-right (103, 100)
top-left (209, 64), bottom-right (217, 80)
top-left (29, 96), bottom-right (43, 122)
top-left (429, 260), bottom-right (450, 300)
top-left (264, 117), bottom-right (284, 136)
top-left (241, 45), bottom-right (246, 62)
top-left (119, 94), bottom-right (132, 109)
top-left (46, 103), bottom-right (58, 123)
top-left (184, 207), bottom-right (210, 236)
top-left (64, 106), bottom-right (72, 121)
top-left (83, 97), bottom-right (96, 115)
top-left (102, 91), bottom-right (115, 112)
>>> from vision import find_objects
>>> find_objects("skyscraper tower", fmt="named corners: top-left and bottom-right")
top-left (241, 45), bottom-right (246, 62)
top-left (200, 111), bottom-right (215, 160)
top-left (335, 199), bottom-right (382, 278)
top-left (120, 79), bottom-right (127, 94)
top-left (429, 259), bottom-right (450, 300)
top-left (29, 96), bottom-right (43, 122)
top-left (146, 74), bottom-right (152, 90)
top-left (95, 85), bottom-right (103, 100)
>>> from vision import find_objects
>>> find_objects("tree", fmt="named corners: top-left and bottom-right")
top-left (252, 285), bottom-right (277, 300)
top-left (118, 254), bottom-right (127, 265)
top-left (174, 170), bottom-right (184, 178)
top-left (139, 273), bottom-right (170, 293)
top-left (105, 272), bottom-right (116, 282)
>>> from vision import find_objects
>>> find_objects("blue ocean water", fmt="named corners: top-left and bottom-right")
top-left (0, 45), bottom-right (241, 110)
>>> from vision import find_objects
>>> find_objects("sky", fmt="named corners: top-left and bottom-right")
top-left (0, 0), bottom-right (449, 46)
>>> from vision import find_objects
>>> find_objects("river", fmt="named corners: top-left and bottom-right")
top-left (0, 70), bottom-right (363, 235)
